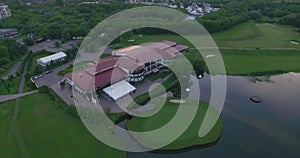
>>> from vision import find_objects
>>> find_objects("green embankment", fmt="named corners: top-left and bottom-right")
top-left (127, 98), bottom-right (222, 150)
top-left (0, 93), bottom-right (126, 158)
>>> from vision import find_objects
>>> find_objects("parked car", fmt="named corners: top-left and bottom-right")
top-left (45, 70), bottom-right (53, 74)
top-left (33, 74), bottom-right (42, 80)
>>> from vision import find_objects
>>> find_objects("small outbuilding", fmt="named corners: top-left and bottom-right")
top-left (37, 52), bottom-right (67, 67)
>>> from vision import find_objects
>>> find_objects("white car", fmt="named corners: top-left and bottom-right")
top-left (33, 74), bottom-right (42, 80)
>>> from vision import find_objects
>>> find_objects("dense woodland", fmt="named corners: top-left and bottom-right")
top-left (198, 0), bottom-right (300, 32)
top-left (0, 0), bottom-right (299, 41)
top-left (0, 39), bottom-right (27, 67)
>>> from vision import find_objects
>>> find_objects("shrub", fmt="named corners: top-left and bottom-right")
top-left (38, 86), bottom-right (49, 94)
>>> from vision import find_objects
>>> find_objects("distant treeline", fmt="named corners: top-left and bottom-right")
top-left (0, 0), bottom-right (298, 42)
top-left (0, 39), bottom-right (27, 65)
top-left (0, 1), bottom-right (140, 42)
top-left (198, 0), bottom-right (300, 32)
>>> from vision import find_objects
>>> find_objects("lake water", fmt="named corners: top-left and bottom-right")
top-left (128, 73), bottom-right (300, 158)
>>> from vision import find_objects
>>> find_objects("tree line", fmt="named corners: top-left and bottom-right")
top-left (0, 0), bottom-right (298, 42)
top-left (0, 39), bottom-right (27, 65)
top-left (0, 1), bottom-right (140, 42)
top-left (197, 0), bottom-right (300, 33)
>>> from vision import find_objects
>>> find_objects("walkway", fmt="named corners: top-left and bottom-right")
top-left (5, 54), bottom-right (31, 157)
top-left (0, 90), bottom-right (38, 103)
top-left (1, 60), bottom-right (21, 80)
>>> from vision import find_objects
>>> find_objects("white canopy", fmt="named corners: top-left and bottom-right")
top-left (37, 52), bottom-right (67, 64)
top-left (103, 80), bottom-right (136, 101)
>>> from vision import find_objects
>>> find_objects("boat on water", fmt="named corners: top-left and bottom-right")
top-left (250, 96), bottom-right (262, 103)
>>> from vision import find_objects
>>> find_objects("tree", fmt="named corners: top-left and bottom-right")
top-left (0, 45), bottom-right (8, 57)
top-left (23, 37), bottom-right (35, 46)
top-left (55, 0), bottom-right (64, 6)
top-left (248, 10), bottom-right (262, 21)
top-left (54, 41), bottom-right (60, 48)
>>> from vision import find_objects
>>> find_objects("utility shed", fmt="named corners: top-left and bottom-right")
top-left (37, 52), bottom-right (67, 67)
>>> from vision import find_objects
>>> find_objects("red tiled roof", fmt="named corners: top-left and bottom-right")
top-left (115, 56), bottom-right (144, 71)
top-left (65, 66), bottom-right (127, 92)
top-left (85, 56), bottom-right (118, 74)
top-left (155, 48), bottom-right (176, 59)
top-left (143, 42), bottom-right (171, 50)
top-left (164, 47), bottom-right (180, 55)
top-left (125, 46), bottom-right (162, 63)
top-left (160, 40), bottom-right (177, 47)
top-left (173, 44), bottom-right (189, 52)
top-left (65, 40), bottom-right (189, 91)
top-left (115, 45), bottom-right (141, 52)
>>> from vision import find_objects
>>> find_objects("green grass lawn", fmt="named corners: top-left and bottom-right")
top-left (127, 98), bottom-right (223, 150)
top-left (0, 93), bottom-right (126, 158)
top-left (212, 22), bottom-right (300, 49)
top-left (110, 22), bottom-right (300, 50)
top-left (148, 71), bottom-right (170, 81)
top-left (0, 76), bottom-right (20, 95)
top-left (110, 34), bottom-right (193, 49)
top-left (108, 22), bottom-right (300, 76)
top-left (221, 49), bottom-right (300, 75)
top-left (133, 75), bottom-right (178, 106)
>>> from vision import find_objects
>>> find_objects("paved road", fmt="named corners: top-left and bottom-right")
top-left (32, 61), bottom-right (75, 105)
top-left (1, 60), bottom-right (21, 80)
top-left (50, 84), bottom-right (74, 105)
top-left (0, 90), bottom-right (38, 103)
top-left (6, 55), bottom-right (31, 157)
top-left (29, 39), bottom-right (78, 53)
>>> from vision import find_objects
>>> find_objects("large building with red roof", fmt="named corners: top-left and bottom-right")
top-left (64, 40), bottom-right (188, 100)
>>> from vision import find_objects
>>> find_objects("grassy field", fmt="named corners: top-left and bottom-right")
top-left (222, 49), bottom-right (300, 75)
top-left (213, 22), bottom-right (300, 49)
top-left (108, 22), bottom-right (300, 75)
top-left (127, 98), bottom-right (223, 150)
top-left (148, 71), bottom-right (170, 81)
top-left (0, 93), bottom-right (126, 158)
top-left (133, 75), bottom-right (178, 106)
top-left (110, 22), bottom-right (300, 50)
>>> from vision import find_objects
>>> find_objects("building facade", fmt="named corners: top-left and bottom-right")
top-left (37, 52), bottom-right (67, 67)
top-left (0, 28), bottom-right (18, 38)
top-left (0, 4), bottom-right (11, 19)
top-left (65, 40), bottom-right (188, 101)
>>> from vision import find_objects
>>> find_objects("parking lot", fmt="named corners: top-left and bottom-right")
top-left (29, 39), bottom-right (78, 53)
top-left (32, 62), bottom-right (73, 88)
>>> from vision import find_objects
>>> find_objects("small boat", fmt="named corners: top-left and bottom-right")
top-left (250, 96), bottom-right (262, 103)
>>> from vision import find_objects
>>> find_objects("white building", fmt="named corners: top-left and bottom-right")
top-left (37, 52), bottom-right (67, 67)
top-left (0, 4), bottom-right (11, 19)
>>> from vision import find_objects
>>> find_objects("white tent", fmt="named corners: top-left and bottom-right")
top-left (103, 80), bottom-right (136, 101)
top-left (37, 52), bottom-right (67, 67)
